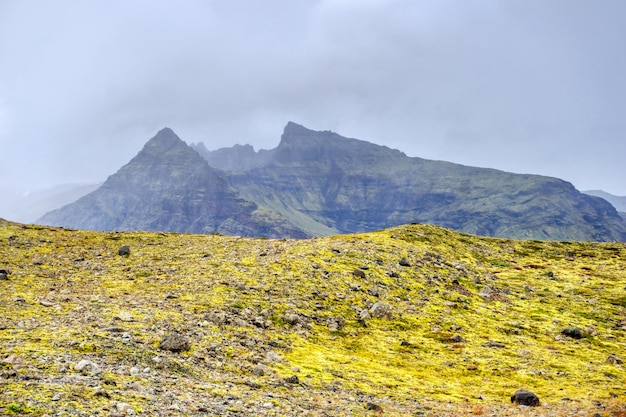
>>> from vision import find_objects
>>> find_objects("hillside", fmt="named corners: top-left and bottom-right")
top-left (198, 122), bottom-right (626, 242)
top-left (38, 128), bottom-right (306, 238)
top-left (1, 219), bottom-right (625, 416)
top-left (585, 190), bottom-right (626, 215)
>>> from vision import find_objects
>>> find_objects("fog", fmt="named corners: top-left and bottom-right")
top-left (1, 0), bottom-right (625, 220)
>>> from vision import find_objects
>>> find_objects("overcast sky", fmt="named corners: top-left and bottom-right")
top-left (1, 0), bottom-right (625, 203)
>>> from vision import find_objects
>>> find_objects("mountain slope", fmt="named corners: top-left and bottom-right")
top-left (1, 219), bottom-right (625, 416)
top-left (584, 190), bottom-right (626, 214)
top-left (201, 122), bottom-right (626, 241)
top-left (38, 128), bottom-right (307, 238)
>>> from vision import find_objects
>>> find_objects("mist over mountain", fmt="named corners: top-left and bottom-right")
top-left (39, 123), bottom-right (626, 242)
top-left (38, 128), bottom-right (306, 238)
top-left (0, 183), bottom-right (100, 224)
top-left (198, 122), bottom-right (626, 241)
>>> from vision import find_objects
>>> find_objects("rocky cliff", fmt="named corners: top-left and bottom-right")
top-left (203, 122), bottom-right (626, 241)
top-left (39, 128), bottom-right (306, 238)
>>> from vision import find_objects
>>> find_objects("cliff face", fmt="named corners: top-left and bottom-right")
top-left (39, 123), bottom-right (626, 241)
top-left (39, 128), bottom-right (307, 238)
top-left (207, 123), bottom-right (626, 241)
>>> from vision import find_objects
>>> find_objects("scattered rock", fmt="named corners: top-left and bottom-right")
top-left (283, 312), bottom-right (301, 326)
top-left (510, 389), bottom-right (540, 406)
top-left (478, 285), bottom-right (495, 300)
top-left (449, 335), bottom-right (464, 343)
top-left (483, 341), bottom-right (505, 348)
top-left (561, 326), bottom-right (584, 339)
top-left (116, 401), bottom-right (136, 415)
top-left (250, 364), bottom-right (266, 376)
top-left (369, 301), bottom-right (393, 319)
top-left (74, 359), bottom-right (101, 375)
top-left (606, 354), bottom-right (623, 365)
top-left (327, 316), bottom-right (346, 331)
top-left (2, 354), bottom-right (26, 369)
top-left (115, 311), bottom-right (135, 322)
top-left (284, 375), bottom-right (299, 384)
top-left (352, 269), bottom-right (366, 279)
top-left (159, 332), bottom-right (191, 352)
top-left (117, 246), bottom-right (131, 256)
top-left (0, 269), bottom-right (8, 280)
top-left (359, 309), bottom-right (371, 321)
top-left (265, 351), bottom-right (283, 364)
top-left (365, 402), bottom-right (383, 411)
top-left (399, 257), bottom-right (411, 267)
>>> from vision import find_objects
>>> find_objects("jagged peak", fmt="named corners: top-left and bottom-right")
top-left (138, 127), bottom-right (195, 158)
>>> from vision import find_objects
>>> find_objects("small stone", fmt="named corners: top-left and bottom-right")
top-left (116, 402), bottom-right (136, 415)
top-left (365, 402), bottom-right (383, 411)
top-left (130, 367), bottom-right (141, 377)
top-left (449, 335), bottom-right (464, 343)
top-left (369, 301), bottom-right (393, 319)
top-left (606, 354), bottom-right (623, 365)
top-left (478, 285), bottom-right (495, 300)
top-left (115, 311), bottom-right (135, 322)
top-left (265, 351), bottom-right (283, 364)
top-left (399, 257), bottom-right (411, 267)
top-left (159, 332), bottom-right (191, 352)
top-left (352, 269), bottom-right (366, 278)
top-left (118, 246), bottom-right (131, 256)
top-left (561, 326), bottom-right (584, 339)
top-left (51, 393), bottom-right (62, 401)
top-left (284, 375), bottom-right (299, 384)
top-left (327, 316), bottom-right (346, 331)
top-left (250, 364), bottom-right (265, 376)
top-left (511, 390), bottom-right (540, 406)
top-left (0, 271), bottom-right (8, 280)
top-left (75, 359), bottom-right (101, 375)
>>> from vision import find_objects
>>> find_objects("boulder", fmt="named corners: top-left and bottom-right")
top-left (118, 246), bottom-right (131, 256)
top-left (369, 301), bottom-right (393, 319)
top-left (159, 332), bottom-right (191, 352)
top-left (511, 390), bottom-right (540, 406)
top-left (561, 326), bottom-right (584, 339)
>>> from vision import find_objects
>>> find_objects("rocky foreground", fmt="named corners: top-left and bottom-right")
top-left (1, 219), bottom-right (625, 416)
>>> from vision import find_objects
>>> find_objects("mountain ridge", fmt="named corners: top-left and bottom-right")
top-left (38, 128), bottom-right (307, 238)
top-left (40, 123), bottom-right (626, 242)
top-left (197, 123), bottom-right (626, 241)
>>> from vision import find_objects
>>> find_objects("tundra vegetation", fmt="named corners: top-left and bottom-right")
top-left (1, 218), bottom-right (625, 416)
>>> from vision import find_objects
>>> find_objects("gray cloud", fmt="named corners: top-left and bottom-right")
top-left (1, 0), bottom-right (625, 201)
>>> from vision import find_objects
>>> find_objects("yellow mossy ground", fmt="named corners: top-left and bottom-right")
top-left (0, 219), bottom-right (625, 416)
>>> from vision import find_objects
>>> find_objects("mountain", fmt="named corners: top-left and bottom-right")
top-left (38, 128), bottom-right (306, 238)
top-left (199, 122), bottom-right (626, 242)
top-left (2, 219), bottom-right (625, 415)
top-left (584, 190), bottom-right (626, 215)
top-left (39, 123), bottom-right (626, 241)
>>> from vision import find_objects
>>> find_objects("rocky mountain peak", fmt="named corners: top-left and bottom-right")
top-left (142, 127), bottom-right (184, 153)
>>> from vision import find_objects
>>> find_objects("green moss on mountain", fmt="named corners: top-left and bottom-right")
top-left (38, 128), bottom-right (306, 238)
top-left (206, 122), bottom-right (626, 241)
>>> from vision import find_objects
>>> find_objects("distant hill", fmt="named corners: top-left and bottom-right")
top-left (40, 123), bottom-right (626, 242)
top-left (584, 190), bottom-right (626, 216)
top-left (38, 128), bottom-right (306, 238)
